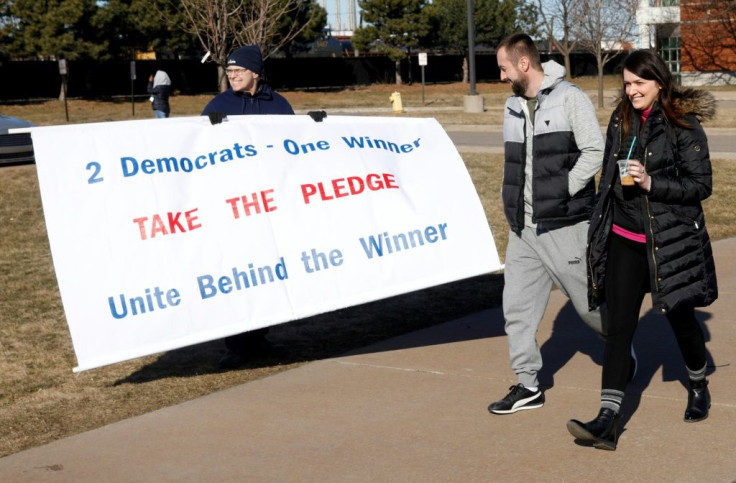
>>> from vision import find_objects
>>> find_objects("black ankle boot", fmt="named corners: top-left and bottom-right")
top-left (567, 408), bottom-right (619, 450)
top-left (684, 379), bottom-right (710, 422)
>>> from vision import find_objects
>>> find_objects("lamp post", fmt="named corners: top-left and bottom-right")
top-left (58, 58), bottom-right (69, 122)
top-left (463, 0), bottom-right (484, 112)
top-left (467, 0), bottom-right (477, 96)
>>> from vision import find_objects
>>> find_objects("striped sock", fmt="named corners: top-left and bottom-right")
top-left (687, 363), bottom-right (707, 382)
top-left (601, 389), bottom-right (624, 414)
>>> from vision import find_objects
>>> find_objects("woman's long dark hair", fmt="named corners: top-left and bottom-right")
top-left (619, 49), bottom-right (691, 137)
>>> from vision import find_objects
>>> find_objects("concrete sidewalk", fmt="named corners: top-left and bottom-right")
top-left (1, 238), bottom-right (735, 482)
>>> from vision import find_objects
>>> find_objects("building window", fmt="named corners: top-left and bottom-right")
top-left (657, 25), bottom-right (681, 84)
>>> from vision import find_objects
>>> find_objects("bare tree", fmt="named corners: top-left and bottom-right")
top-left (680, 0), bottom-right (736, 80)
top-left (572, 0), bottom-right (638, 107)
top-left (537, 0), bottom-right (580, 79)
top-left (171, 0), bottom-right (323, 91)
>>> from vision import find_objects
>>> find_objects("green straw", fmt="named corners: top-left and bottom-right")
top-left (626, 136), bottom-right (637, 160)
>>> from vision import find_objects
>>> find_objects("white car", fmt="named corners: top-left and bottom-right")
top-left (0, 114), bottom-right (35, 165)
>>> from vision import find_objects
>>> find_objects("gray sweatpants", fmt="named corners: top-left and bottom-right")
top-left (502, 220), bottom-right (603, 388)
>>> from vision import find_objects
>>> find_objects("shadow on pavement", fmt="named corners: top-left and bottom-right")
top-left (114, 272), bottom-right (505, 385)
top-left (538, 300), bottom-right (719, 429)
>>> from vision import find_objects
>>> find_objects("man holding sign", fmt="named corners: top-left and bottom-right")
top-left (202, 44), bottom-right (294, 369)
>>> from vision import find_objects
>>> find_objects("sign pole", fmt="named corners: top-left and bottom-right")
top-left (418, 53), bottom-right (428, 106)
top-left (130, 61), bottom-right (137, 116)
top-left (58, 59), bottom-right (69, 122)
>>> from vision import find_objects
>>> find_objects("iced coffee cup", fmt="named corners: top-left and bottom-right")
top-left (618, 159), bottom-right (636, 186)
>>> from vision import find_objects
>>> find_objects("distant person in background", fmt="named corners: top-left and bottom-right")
top-left (147, 70), bottom-right (171, 118)
top-left (201, 44), bottom-right (294, 117)
top-left (202, 44), bottom-right (293, 370)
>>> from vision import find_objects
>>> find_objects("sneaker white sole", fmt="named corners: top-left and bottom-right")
top-left (489, 393), bottom-right (544, 414)
top-left (490, 402), bottom-right (544, 414)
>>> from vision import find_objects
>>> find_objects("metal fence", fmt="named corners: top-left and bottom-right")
top-left (0, 52), bottom-right (623, 102)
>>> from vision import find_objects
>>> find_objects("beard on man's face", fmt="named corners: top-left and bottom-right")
top-left (511, 76), bottom-right (527, 97)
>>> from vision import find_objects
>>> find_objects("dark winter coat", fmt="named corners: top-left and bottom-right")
top-left (201, 83), bottom-right (294, 116)
top-left (147, 82), bottom-right (171, 114)
top-left (587, 88), bottom-right (718, 314)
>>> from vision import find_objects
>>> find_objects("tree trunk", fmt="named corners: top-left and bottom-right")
top-left (462, 56), bottom-right (469, 84)
top-left (218, 65), bottom-right (228, 92)
top-left (406, 54), bottom-right (413, 85)
top-left (564, 53), bottom-right (572, 79)
top-left (395, 59), bottom-right (402, 85)
top-left (597, 56), bottom-right (605, 108)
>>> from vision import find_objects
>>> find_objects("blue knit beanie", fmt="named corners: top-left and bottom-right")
top-left (227, 45), bottom-right (264, 75)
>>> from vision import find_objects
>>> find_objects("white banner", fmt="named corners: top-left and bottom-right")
top-left (32, 115), bottom-right (502, 371)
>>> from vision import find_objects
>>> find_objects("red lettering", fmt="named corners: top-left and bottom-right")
top-left (150, 214), bottom-right (168, 238)
top-left (167, 212), bottom-right (185, 233)
top-left (366, 173), bottom-right (383, 190)
top-left (226, 190), bottom-right (278, 217)
top-left (317, 182), bottom-right (334, 201)
top-left (300, 173), bottom-right (400, 205)
top-left (225, 197), bottom-right (240, 217)
top-left (132, 208), bottom-right (202, 240)
top-left (332, 178), bottom-right (349, 198)
top-left (347, 176), bottom-right (365, 195)
top-left (133, 216), bottom-right (149, 240)
top-left (185, 208), bottom-right (202, 229)
top-left (301, 184), bottom-right (317, 204)
top-left (261, 189), bottom-right (277, 212)
top-left (383, 173), bottom-right (399, 189)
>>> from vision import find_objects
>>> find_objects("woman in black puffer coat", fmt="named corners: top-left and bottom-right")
top-left (567, 50), bottom-right (718, 451)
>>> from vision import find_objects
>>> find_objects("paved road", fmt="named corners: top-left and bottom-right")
top-left (302, 90), bottom-right (736, 159)
top-left (2, 237), bottom-right (735, 481)
top-left (445, 125), bottom-right (736, 159)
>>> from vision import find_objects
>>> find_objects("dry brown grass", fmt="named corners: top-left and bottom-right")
top-left (0, 161), bottom-right (503, 457)
top-left (5, 76), bottom-right (732, 128)
top-left (1, 79), bottom-right (734, 458)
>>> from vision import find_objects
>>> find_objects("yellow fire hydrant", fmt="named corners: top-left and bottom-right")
top-left (390, 91), bottom-right (404, 113)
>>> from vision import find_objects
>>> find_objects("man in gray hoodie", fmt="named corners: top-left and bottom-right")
top-left (488, 33), bottom-right (607, 414)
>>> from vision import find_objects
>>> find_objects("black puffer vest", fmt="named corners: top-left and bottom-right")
top-left (502, 79), bottom-right (596, 235)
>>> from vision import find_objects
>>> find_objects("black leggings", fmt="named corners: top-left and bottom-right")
top-left (602, 234), bottom-right (707, 391)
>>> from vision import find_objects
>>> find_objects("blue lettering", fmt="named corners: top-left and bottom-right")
top-left (283, 139), bottom-right (299, 155)
top-left (121, 157), bottom-right (139, 177)
top-left (181, 158), bottom-right (193, 172)
top-left (359, 222), bottom-right (448, 259)
top-left (196, 258), bottom-right (288, 300)
top-left (107, 286), bottom-right (181, 319)
top-left (359, 235), bottom-right (384, 259)
top-left (341, 136), bottom-right (365, 148)
top-left (198, 275), bottom-right (217, 299)
top-left (141, 158), bottom-right (155, 174)
top-left (108, 294), bottom-right (128, 319)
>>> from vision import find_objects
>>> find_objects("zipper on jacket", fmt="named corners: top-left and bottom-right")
top-left (643, 149), bottom-right (660, 295)
top-left (588, 196), bottom-right (611, 300)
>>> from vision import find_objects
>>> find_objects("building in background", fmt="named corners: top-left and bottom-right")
top-left (323, 0), bottom-right (358, 37)
top-left (636, 0), bottom-right (736, 85)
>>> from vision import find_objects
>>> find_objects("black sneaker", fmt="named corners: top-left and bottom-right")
top-left (488, 384), bottom-right (545, 414)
